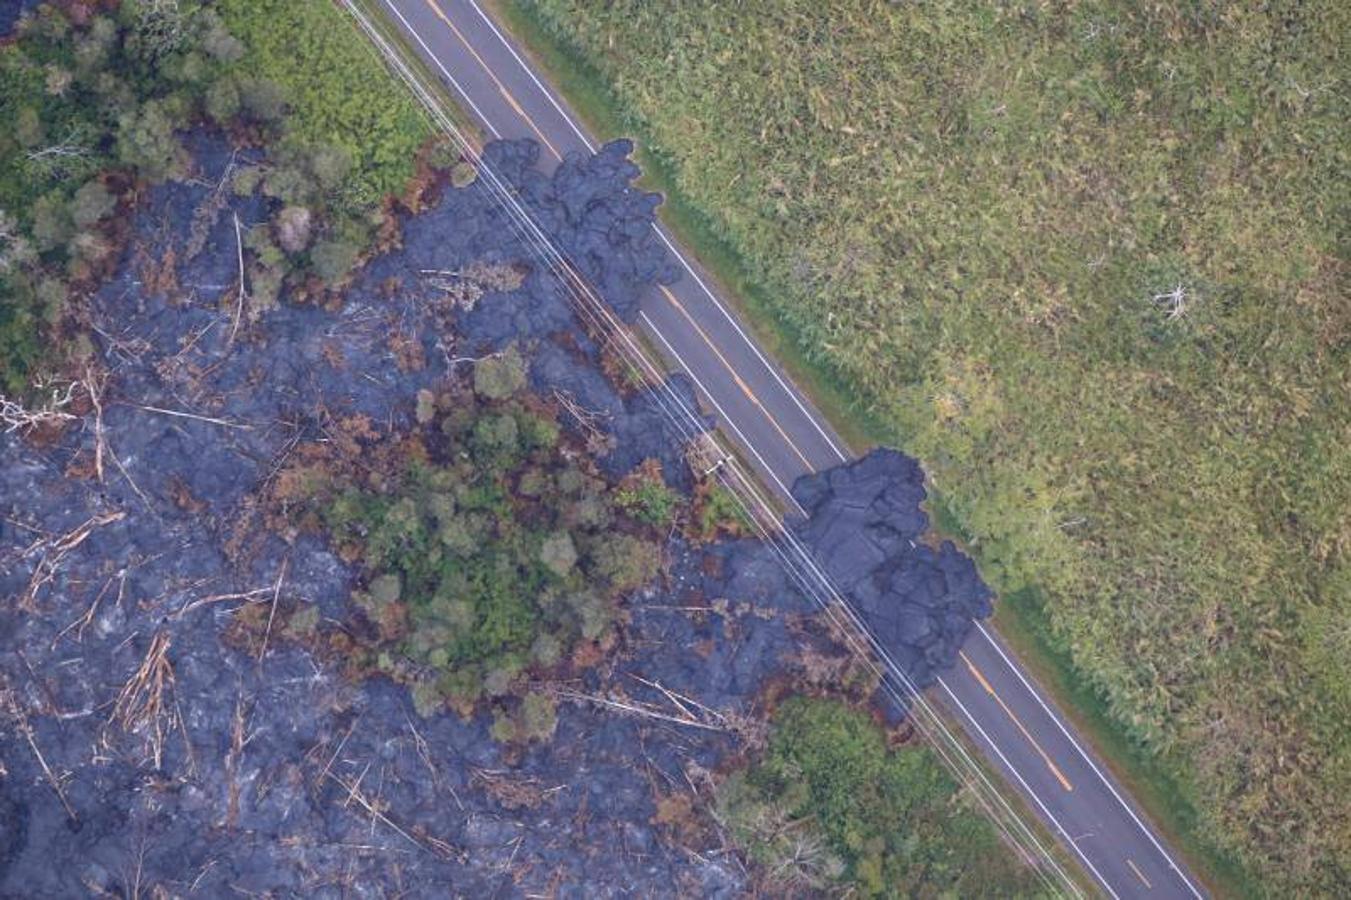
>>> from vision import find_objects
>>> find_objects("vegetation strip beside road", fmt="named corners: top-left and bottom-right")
top-left (493, 2), bottom-right (1351, 896)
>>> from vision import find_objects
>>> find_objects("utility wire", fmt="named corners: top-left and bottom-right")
top-left (338, 4), bottom-right (1083, 896)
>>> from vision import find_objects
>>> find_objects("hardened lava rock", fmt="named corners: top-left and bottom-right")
top-left (0, 131), bottom-right (745, 900)
top-left (792, 448), bottom-right (994, 687)
top-left (485, 138), bottom-right (680, 323)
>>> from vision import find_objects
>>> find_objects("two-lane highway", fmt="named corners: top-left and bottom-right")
top-left (368, 2), bottom-right (1206, 896)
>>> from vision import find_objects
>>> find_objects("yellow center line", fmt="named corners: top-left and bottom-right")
top-left (422, 0), bottom-right (564, 161)
top-left (960, 650), bottom-right (1074, 792)
top-left (658, 285), bottom-right (816, 474)
top-left (1126, 858), bottom-right (1153, 890)
top-left (415, 2), bottom-right (814, 477)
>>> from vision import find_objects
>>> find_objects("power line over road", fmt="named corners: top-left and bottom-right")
top-left (357, 2), bottom-right (1206, 896)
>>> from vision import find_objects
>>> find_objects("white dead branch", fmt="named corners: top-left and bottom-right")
top-left (0, 381), bottom-right (78, 433)
top-left (322, 765), bottom-right (459, 860)
top-left (132, 403), bottom-right (252, 430)
top-left (256, 556), bottom-right (289, 663)
top-left (1, 685), bottom-right (79, 824)
top-left (107, 629), bottom-right (176, 769)
top-left (1152, 283), bottom-right (1191, 321)
top-left (228, 211), bottom-right (247, 346)
top-left (84, 366), bottom-right (107, 483)
top-left (19, 510), bottom-right (127, 610)
top-left (173, 585), bottom-right (273, 619)
top-left (24, 129), bottom-right (92, 180)
top-left (554, 680), bottom-right (728, 733)
top-left (52, 570), bottom-right (126, 649)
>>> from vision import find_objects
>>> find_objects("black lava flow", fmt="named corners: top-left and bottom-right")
top-left (0, 131), bottom-right (994, 898)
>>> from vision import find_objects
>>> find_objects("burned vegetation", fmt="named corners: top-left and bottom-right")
top-left (0, 6), bottom-right (1019, 897)
top-left (0, 120), bottom-right (805, 895)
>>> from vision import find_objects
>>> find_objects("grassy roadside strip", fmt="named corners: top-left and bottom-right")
top-left (926, 489), bottom-right (1252, 898)
top-left (485, 3), bottom-right (1250, 897)
top-left (345, 0), bottom-right (482, 150)
top-left (488, 0), bottom-right (892, 456)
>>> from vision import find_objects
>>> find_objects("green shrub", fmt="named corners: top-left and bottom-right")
top-left (473, 344), bottom-right (528, 400)
top-left (719, 697), bottom-right (1044, 897)
top-left (519, 691), bottom-right (558, 741)
top-left (616, 477), bottom-right (679, 529)
top-left (216, 0), bottom-right (428, 206)
top-left (306, 387), bottom-right (669, 723)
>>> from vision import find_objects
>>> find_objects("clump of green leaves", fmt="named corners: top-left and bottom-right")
top-left (472, 344), bottom-right (529, 401)
top-left (689, 481), bottom-right (754, 542)
top-left (615, 459), bottom-right (680, 528)
top-left (303, 383), bottom-right (669, 727)
top-left (491, 691), bottom-right (559, 744)
top-left (718, 697), bottom-right (1043, 897)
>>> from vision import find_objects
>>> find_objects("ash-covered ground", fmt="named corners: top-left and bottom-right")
top-left (0, 131), bottom-right (993, 898)
top-left (0, 0), bottom-right (38, 38)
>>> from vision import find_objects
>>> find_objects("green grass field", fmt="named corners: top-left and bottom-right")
top-left (499, 2), bottom-right (1350, 894)
top-left (218, 0), bottom-right (430, 205)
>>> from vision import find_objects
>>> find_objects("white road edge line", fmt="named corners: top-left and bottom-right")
top-left (465, 0), bottom-right (596, 150)
top-left (640, 311), bottom-right (808, 518)
top-left (938, 676), bottom-right (1122, 900)
top-left (381, 0), bottom-right (503, 139)
top-left (464, 0), bottom-right (852, 465)
top-left (975, 621), bottom-right (1206, 899)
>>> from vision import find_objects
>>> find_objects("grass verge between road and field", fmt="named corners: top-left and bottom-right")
top-left (927, 487), bottom-right (1252, 897)
top-left (487, 0), bottom-right (892, 457)
top-left (480, 3), bottom-right (1345, 891)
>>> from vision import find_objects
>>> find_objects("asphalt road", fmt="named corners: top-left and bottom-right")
top-left (373, 2), bottom-right (1208, 896)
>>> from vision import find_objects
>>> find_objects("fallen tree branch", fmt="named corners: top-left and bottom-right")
top-left (627, 674), bottom-right (729, 726)
top-left (256, 556), bottom-right (288, 663)
top-left (323, 768), bottom-right (458, 859)
top-left (0, 381), bottom-right (78, 434)
top-left (84, 365), bottom-right (107, 483)
top-left (554, 686), bottom-right (726, 732)
top-left (173, 586), bottom-right (272, 620)
top-left (1, 686), bottom-right (78, 824)
top-left (52, 570), bottom-right (125, 649)
top-left (19, 510), bottom-right (127, 610)
top-left (131, 403), bottom-right (252, 430)
top-left (228, 212), bottom-right (247, 346)
top-left (107, 629), bottom-right (176, 769)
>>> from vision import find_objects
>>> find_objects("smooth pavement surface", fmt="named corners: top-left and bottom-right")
top-left (373, 2), bottom-right (1207, 896)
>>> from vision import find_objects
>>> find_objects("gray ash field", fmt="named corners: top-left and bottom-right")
top-left (0, 132), bottom-right (992, 897)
